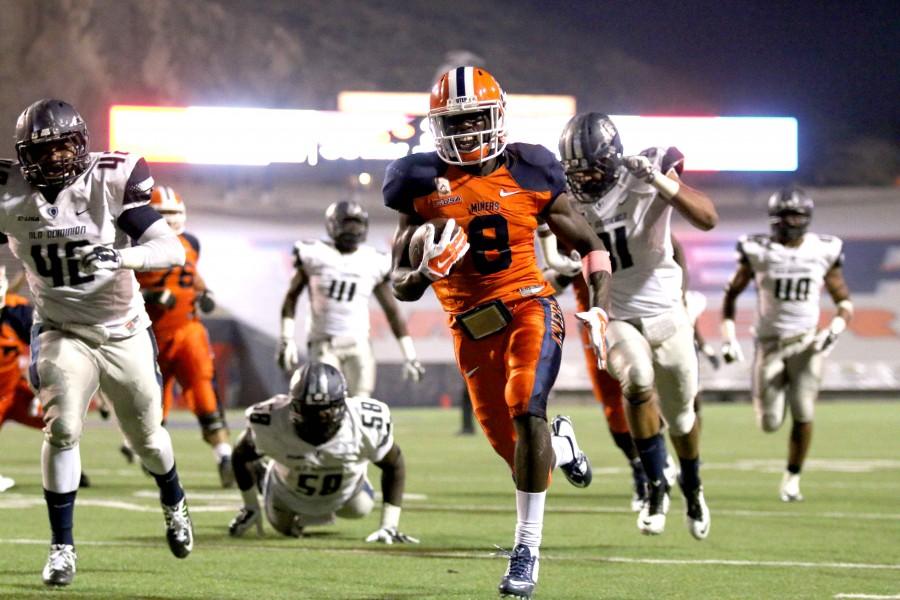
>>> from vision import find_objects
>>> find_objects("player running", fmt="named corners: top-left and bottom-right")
top-left (720, 186), bottom-right (852, 502)
top-left (384, 67), bottom-right (611, 599)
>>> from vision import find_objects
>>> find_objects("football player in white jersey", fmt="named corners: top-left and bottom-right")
top-left (720, 187), bottom-right (852, 502)
top-left (543, 112), bottom-right (718, 539)
top-left (227, 362), bottom-right (419, 543)
top-left (1, 99), bottom-right (193, 586)
top-left (278, 200), bottom-right (424, 397)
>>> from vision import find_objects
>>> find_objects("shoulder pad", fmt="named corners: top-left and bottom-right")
top-left (245, 396), bottom-right (281, 420)
top-left (293, 239), bottom-right (323, 267)
top-left (383, 152), bottom-right (446, 215)
top-left (506, 143), bottom-right (566, 197)
top-left (181, 232), bottom-right (200, 254)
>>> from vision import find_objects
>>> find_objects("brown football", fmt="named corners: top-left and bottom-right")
top-left (408, 218), bottom-right (451, 268)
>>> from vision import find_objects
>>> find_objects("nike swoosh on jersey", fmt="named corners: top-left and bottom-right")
top-left (465, 366), bottom-right (480, 377)
top-left (75, 208), bottom-right (90, 216)
top-left (499, 189), bottom-right (523, 197)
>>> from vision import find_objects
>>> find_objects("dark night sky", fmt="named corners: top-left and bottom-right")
top-left (537, 1), bottom-right (899, 142)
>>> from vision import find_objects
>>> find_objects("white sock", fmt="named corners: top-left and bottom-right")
top-left (514, 490), bottom-right (545, 551)
top-left (41, 442), bottom-right (81, 493)
top-left (213, 442), bottom-right (232, 460)
top-left (551, 435), bottom-right (574, 469)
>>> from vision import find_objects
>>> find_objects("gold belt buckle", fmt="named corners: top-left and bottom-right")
top-left (457, 300), bottom-right (513, 340)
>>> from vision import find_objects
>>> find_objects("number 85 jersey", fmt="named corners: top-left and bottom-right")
top-left (384, 143), bottom-right (562, 315)
top-left (737, 232), bottom-right (843, 339)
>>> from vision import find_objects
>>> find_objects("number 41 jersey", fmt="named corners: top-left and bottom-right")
top-left (246, 394), bottom-right (393, 514)
top-left (0, 153), bottom-right (153, 337)
top-left (738, 232), bottom-right (843, 339)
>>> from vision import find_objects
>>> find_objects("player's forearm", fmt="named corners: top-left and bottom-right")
top-left (391, 269), bottom-right (430, 302)
top-left (118, 220), bottom-right (185, 270)
top-left (721, 291), bottom-right (739, 321)
top-left (588, 270), bottom-right (611, 313)
top-left (378, 448), bottom-right (406, 507)
top-left (669, 184), bottom-right (718, 231)
top-left (232, 432), bottom-right (262, 493)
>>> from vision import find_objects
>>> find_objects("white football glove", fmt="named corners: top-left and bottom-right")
top-left (575, 306), bottom-right (610, 370)
top-left (549, 249), bottom-right (583, 278)
top-left (365, 526), bottom-right (420, 544)
top-left (402, 359), bottom-right (425, 382)
top-left (623, 155), bottom-right (656, 182)
top-left (73, 244), bottom-right (122, 273)
top-left (720, 319), bottom-right (745, 363)
top-left (228, 505), bottom-right (263, 537)
top-left (417, 218), bottom-right (469, 281)
top-left (277, 338), bottom-right (299, 372)
top-left (812, 316), bottom-right (846, 354)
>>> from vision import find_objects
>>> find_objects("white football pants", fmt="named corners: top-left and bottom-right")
top-left (308, 336), bottom-right (376, 397)
top-left (752, 331), bottom-right (824, 431)
top-left (34, 327), bottom-right (175, 493)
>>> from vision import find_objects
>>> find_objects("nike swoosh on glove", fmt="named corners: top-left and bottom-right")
top-left (418, 218), bottom-right (469, 281)
top-left (575, 307), bottom-right (610, 370)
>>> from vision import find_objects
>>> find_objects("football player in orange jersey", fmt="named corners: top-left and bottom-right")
top-left (135, 186), bottom-right (234, 487)
top-left (384, 66), bottom-right (612, 599)
top-left (0, 266), bottom-right (90, 491)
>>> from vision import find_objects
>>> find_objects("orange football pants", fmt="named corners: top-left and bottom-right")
top-left (0, 377), bottom-right (43, 430)
top-left (452, 296), bottom-right (564, 470)
top-left (573, 275), bottom-right (629, 434)
top-left (155, 321), bottom-right (219, 421)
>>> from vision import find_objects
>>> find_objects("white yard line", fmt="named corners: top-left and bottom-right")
top-left (0, 537), bottom-right (898, 571)
top-left (834, 594), bottom-right (900, 599)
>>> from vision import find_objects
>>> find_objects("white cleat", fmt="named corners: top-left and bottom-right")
top-left (162, 497), bottom-right (194, 558)
top-left (780, 472), bottom-right (803, 502)
top-left (551, 415), bottom-right (592, 488)
top-left (637, 481), bottom-right (670, 535)
top-left (0, 475), bottom-right (15, 492)
top-left (682, 485), bottom-right (711, 540)
top-left (42, 543), bottom-right (76, 586)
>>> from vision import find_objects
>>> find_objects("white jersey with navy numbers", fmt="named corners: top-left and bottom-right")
top-left (294, 240), bottom-right (391, 341)
top-left (737, 232), bottom-right (844, 339)
top-left (0, 153), bottom-right (153, 337)
top-left (246, 394), bottom-right (393, 514)
top-left (571, 146), bottom-right (685, 320)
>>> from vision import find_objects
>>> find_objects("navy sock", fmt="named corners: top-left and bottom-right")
top-left (611, 431), bottom-right (639, 461)
top-left (634, 434), bottom-right (667, 484)
top-left (787, 463), bottom-right (801, 475)
top-left (629, 457), bottom-right (648, 486)
top-left (679, 457), bottom-right (701, 491)
top-left (153, 465), bottom-right (185, 506)
top-left (44, 489), bottom-right (76, 546)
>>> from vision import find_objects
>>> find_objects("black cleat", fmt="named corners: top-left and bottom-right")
top-left (498, 544), bottom-right (538, 598)
top-left (162, 498), bottom-right (194, 558)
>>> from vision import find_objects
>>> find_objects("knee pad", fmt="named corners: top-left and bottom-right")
top-left (44, 413), bottom-right (82, 449)
top-left (667, 409), bottom-right (696, 437)
top-left (336, 484), bottom-right (375, 520)
top-left (758, 412), bottom-right (783, 433)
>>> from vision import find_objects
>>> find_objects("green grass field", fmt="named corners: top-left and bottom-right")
top-left (1, 400), bottom-right (898, 599)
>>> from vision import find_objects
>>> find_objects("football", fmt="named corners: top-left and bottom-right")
top-left (408, 218), bottom-right (451, 269)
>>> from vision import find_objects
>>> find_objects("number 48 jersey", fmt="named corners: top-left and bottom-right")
top-left (246, 394), bottom-right (393, 515)
top-left (0, 153), bottom-right (153, 337)
top-left (572, 146), bottom-right (685, 320)
top-left (737, 232), bottom-right (843, 339)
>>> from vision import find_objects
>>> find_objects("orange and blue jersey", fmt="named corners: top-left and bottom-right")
top-left (136, 232), bottom-right (202, 341)
top-left (0, 294), bottom-right (32, 397)
top-left (384, 142), bottom-right (566, 315)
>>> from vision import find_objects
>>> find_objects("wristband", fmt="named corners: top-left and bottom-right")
top-left (721, 319), bottom-right (737, 340)
top-left (836, 299), bottom-right (854, 318)
top-left (280, 317), bottom-right (295, 341)
top-left (381, 502), bottom-right (402, 529)
top-left (398, 335), bottom-right (417, 362)
top-left (581, 249), bottom-right (612, 282)
top-left (650, 172), bottom-right (681, 200)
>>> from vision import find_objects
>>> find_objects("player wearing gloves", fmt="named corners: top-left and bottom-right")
top-left (278, 200), bottom-right (424, 397)
top-left (1, 99), bottom-right (192, 587)
top-left (135, 186), bottom-right (233, 487)
top-left (547, 112), bottom-right (718, 541)
top-left (228, 362), bottom-right (418, 544)
top-left (721, 186), bottom-right (851, 502)
top-left (384, 67), bottom-right (609, 599)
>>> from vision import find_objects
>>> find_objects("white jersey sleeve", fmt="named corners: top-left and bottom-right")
top-left (346, 396), bottom-right (394, 463)
top-left (296, 240), bottom-right (391, 341)
top-left (0, 153), bottom-right (153, 337)
top-left (739, 233), bottom-right (843, 339)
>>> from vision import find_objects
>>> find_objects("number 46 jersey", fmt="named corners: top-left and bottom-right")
top-left (246, 394), bottom-right (393, 515)
top-left (0, 153), bottom-right (153, 337)
top-left (737, 232), bottom-right (843, 339)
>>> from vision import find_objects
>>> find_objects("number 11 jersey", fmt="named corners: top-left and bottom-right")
top-left (384, 143), bottom-right (564, 315)
top-left (572, 146), bottom-right (685, 320)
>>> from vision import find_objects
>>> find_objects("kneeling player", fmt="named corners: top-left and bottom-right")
top-left (227, 362), bottom-right (418, 543)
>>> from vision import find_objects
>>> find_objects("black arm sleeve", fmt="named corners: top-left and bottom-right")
top-left (117, 204), bottom-right (163, 242)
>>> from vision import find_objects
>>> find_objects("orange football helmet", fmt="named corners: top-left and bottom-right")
top-left (150, 186), bottom-right (186, 234)
top-left (429, 66), bottom-right (507, 166)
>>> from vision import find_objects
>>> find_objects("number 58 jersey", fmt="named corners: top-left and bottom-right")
top-left (738, 232), bottom-right (844, 338)
top-left (246, 395), bottom-right (393, 515)
top-left (0, 153), bottom-right (153, 337)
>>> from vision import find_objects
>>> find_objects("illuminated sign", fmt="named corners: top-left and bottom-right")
top-left (110, 103), bottom-right (797, 171)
